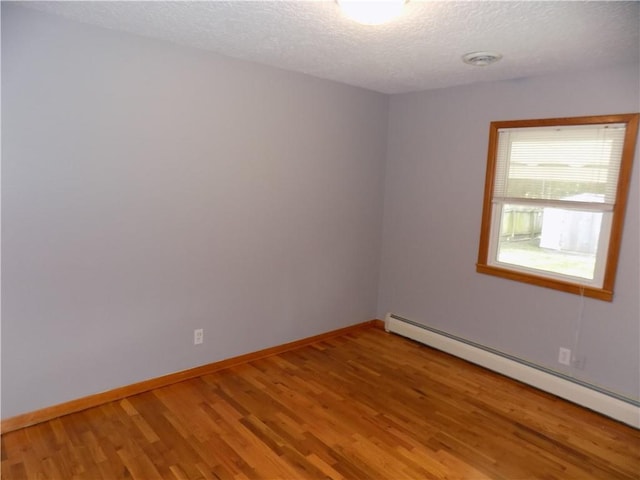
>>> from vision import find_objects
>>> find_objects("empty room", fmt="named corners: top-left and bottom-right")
top-left (2, 1), bottom-right (639, 479)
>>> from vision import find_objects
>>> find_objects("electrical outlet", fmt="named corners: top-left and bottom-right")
top-left (558, 347), bottom-right (571, 366)
top-left (194, 328), bottom-right (204, 345)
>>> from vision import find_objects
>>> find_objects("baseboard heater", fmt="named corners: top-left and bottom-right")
top-left (385, 313), bottom-right (640, 428)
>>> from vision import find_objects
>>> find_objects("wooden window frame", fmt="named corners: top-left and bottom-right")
top-left (476, 113), bottom-right (639, 301)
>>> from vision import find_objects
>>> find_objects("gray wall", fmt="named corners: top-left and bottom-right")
top-left (378, 64), bottom-right (640, 400)
top-left (3, 3), bottom-right (639, 420)
top-left (1, 5), bottom-right (388, 418)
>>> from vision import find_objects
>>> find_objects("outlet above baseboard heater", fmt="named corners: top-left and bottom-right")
top-left (385, 313), bottom-right (639, 429)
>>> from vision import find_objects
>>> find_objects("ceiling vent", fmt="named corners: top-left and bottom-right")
top-left (462, 51), bottom-right (503, 67)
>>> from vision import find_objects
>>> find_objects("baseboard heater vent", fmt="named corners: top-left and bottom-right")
top-left (385, 313), bottom-right (640, 428)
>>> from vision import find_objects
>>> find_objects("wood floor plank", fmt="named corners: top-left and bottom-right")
top-left (2, 327), bottom-right (639, 479)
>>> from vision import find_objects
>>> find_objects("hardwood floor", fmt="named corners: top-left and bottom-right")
top-left (2, 327), bottom-right (639, 479)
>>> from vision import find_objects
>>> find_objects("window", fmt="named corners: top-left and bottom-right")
top-left (477, 114), bottom-right (639, 301)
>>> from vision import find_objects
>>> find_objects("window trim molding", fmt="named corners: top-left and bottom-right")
top-left (476, 113), bottom-right (639, 301)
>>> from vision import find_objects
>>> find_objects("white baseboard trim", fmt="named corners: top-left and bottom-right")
top-left (385, 313), bottom-right (640, 429)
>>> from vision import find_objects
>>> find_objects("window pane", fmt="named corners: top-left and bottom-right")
top-left (495, 204), bottom-right (600, 280)
top-left (478, 114), bottom-right (638, 300)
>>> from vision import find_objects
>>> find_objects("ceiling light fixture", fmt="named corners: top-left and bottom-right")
top-left (462, 51), bottom-right (503, 67)
top-left (337, 0), bottom-right (408, 26)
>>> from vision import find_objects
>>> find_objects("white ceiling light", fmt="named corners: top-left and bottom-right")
top-left (337, 0), bottom-right (408, 26)
top-left (462, 51), bottom-right (503, 67)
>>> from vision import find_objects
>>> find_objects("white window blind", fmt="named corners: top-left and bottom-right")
top-left (493, 124), bottom-right (627, 210)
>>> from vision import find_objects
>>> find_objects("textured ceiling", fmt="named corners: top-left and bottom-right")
top-left (22, 1), bottom-right (640, 94)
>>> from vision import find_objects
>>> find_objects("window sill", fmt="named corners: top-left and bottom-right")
top-left (476, 263), bottom-right (613, 301)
